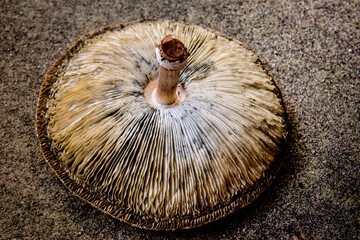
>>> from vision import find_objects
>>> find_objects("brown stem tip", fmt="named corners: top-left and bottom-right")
top-left (159, 35), bottom-right (189, 61)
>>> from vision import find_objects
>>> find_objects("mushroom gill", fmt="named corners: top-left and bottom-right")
top-left (36, 19), bottom-right (287, 230)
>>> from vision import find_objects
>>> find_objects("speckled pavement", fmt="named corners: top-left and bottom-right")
top-left (1, 0), bottom-right (359, 239)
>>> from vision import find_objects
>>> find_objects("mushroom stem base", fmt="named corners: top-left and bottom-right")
top-left (144, 77), bottom-right (185, 109)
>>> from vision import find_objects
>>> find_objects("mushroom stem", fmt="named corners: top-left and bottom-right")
top-left (156, 67), bottom-right (181, 105)
top-left (155, 35), bottom-right (189, 105)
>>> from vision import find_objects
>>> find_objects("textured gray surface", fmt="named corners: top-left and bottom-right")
top-left (1, 0), bottom-right (359, 239)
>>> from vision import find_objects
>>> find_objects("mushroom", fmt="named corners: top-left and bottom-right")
top-left (36, 19), bottom-right (287, 230)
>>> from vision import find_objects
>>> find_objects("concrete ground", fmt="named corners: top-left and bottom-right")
top-left (1, 0), bottom-right (359, 239)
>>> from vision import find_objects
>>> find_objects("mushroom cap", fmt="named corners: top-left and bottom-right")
top-left (36, 19), bottom-right (287, 230)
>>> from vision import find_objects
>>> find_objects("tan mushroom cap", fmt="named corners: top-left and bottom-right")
top-left (36, 19), bottom-right (287, 230)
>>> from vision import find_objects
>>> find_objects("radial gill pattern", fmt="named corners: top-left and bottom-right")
top-left (37, 20), bottom-right (286, 229)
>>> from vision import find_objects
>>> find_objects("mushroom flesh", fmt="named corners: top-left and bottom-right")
top-left (36, 19), bottom-right (287, 230)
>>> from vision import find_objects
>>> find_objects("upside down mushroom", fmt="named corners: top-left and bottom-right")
top-left (36, 19), bottom-right (287, 230)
